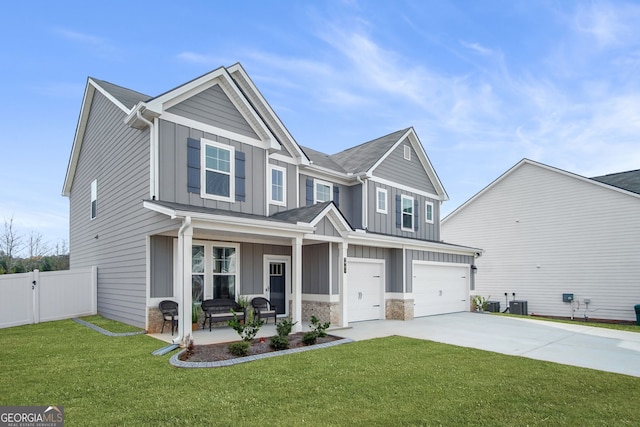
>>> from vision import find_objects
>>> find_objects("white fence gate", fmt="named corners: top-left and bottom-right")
top-left (0, 267), bottom-right (97, 329)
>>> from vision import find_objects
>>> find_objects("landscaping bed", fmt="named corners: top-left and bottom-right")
top-left (179, 332), bottom-right (341, 362)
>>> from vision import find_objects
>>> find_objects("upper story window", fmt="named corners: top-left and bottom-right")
top-left (90, 179), bottom-right (97, 219)
top-left (269, 165), bottom-right (286, 206)
top-left (202, 139), bottom-right (234, 202)
top-left (403, 145), bottom-right (411, 161)
top-left (376, 188), bottom-right (387, 214)
top-left (425, 201), bottom-right (434, 224)
top-left (401, 195), bottom-right (414, 231)
top-left (315, 179), bottom-right (332, 203)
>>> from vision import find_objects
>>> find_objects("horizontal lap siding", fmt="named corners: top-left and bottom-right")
top-left (442, 163), bottom-right (640, 321)
top-left (69, 92), bottom-right (177, 328)
top-left (373, 143), bottom-right (436, 194)
top-left (158, 120), bottom-right (266, 215)
top-left (166, 84), bottom-right (258, 139)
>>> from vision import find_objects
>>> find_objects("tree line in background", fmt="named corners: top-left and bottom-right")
top-left (0, 216), bottom-right (69, 274)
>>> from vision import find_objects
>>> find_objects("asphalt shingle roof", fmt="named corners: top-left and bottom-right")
top-left (591, 169), bottom-right (640, 195)
top-left (330, 128), bottom-right (410, 173)
top-left (91, 78), bottom-right (152, 110)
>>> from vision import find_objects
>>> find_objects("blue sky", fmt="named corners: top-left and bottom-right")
top-left (2, 0), bottom-right (640, 254)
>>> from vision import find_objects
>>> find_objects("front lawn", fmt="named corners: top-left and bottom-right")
top-left (1, 317), bottom-right (639, 426)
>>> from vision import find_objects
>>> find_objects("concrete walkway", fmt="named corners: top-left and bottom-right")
top-left (149, 312), bottom-right (640, 377)
top-left (333, 312), bottom-right (640, 378)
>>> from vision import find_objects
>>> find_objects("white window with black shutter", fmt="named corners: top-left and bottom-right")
top-left (306, 178), bottom-right (339, 207)
top-left (186, 137), bottom-right (246, 203)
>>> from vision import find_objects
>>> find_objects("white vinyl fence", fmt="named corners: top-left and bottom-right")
top-left (0, 267), bottom-right (97, 329)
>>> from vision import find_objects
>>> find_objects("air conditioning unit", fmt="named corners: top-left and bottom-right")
top-left (486, 301), bottom-right (500, 313)
top-left (509, 300), bottom-right (528, 315)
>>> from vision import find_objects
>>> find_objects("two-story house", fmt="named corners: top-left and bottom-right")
top-left (63, 63), bottom-right (480, 343)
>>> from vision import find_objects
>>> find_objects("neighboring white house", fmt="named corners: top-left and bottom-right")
top-left (441, 159), bottom-right (640, 322)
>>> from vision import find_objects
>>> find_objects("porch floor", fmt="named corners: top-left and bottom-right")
top-left (148, 321), bottom-right (337, 345)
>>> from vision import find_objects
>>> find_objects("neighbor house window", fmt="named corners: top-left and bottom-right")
top-left (425, 201), bottom-right (434, 224)
top-left (404, 145), bottom-right (411, 161)
top-left (314, 179), bottom-right (332, 203)
top-left (90, 179), bottom-right (97, 219)
top-left (376, 188), bottom-right (387, 214)
top-left (269, 165), bottom-right (286, 206)
top-left (212, 246), bottom-right (237, 300)
top-left (401, 195), bottom-right (414, 231)
top-left (202, 139), bottom-right (234, 201)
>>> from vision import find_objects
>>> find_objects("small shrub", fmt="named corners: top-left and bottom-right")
top-left (310, 315), bottom-right (330, 338)
top-left (472, 295), bottom-right (490, 312)
top-left (228, 341), bottom-right (250, 356)
top-left (270, 335), bottom-right (290, 350)
top-left (302, 331), bottom-right (318, 345)
top-left (276, 318), bottom-right (297, 337)
top-left (228, 309), bottom-right (264, 342)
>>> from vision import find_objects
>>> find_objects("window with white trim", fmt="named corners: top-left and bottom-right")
top-left (269, 165), bottom-right (286, 206)
top-left (425, 201), bottom-right (434, 224)
top-left (401, 195), bottom-right (414, 231)
top-left (314, 179), bottom-right (332, 203)
top-left (404, 145), bottom-right (411, 161)
top-left (90, 179), bottom-right (97, 219)
top-left (202, 139), bottom-right (234, 201)
top-left (191, 241), bottom-right (240, 302)
top-left (192, 245), bottom-right (205, 304)
top-left (376, 188), bottom-right (387, 214)
top-left (212, 246), bottom-right (237, 300)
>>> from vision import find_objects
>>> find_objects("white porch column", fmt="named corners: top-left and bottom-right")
top-left (177, 219), bottom-right (193, 345)
top-left (339, 242), bottom-right (349, 328)
top-left (291, 236), bottom-right (303, 332)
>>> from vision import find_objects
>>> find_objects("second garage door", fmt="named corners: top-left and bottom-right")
top-left (347, 259), bottom-right (384, 322)
top-left (413, 262), bottom-right (469, 317)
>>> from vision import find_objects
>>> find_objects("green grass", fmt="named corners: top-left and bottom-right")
top-left (1, 318), bottom-right (639, 426)
top-left (77, 315), bottom-right (145, 333)
top-left (496, 312), bottom-right (640, 333)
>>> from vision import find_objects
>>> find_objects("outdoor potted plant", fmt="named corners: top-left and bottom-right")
top-left (192, 302), bottom-right (200, 331)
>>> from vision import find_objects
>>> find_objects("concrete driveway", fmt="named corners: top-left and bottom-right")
top-left (333, 312), bottom-right (640, 378)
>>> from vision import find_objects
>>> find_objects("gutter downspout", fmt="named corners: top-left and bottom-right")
top-left (136, 110), bottom-right (157, 200)
top-left (173, 216), bottom-right (192, 345)
top-left (356, 175), bottom-right (368, 230)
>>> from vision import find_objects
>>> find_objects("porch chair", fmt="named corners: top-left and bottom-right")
top-left (251, 297), bottom-right (277, 324)
top-left (159, 300), bottom-right (178, 335)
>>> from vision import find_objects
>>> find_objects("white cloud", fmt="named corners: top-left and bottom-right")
top-left (460, 40), bottom-right (493, 56)
top-left (176, 51), bottom-right (221, 66)
top-left (53, 28), bottom-right (121, 60)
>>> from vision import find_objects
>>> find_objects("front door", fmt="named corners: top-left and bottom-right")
top-left (269, 262), bottom-right (286, 315)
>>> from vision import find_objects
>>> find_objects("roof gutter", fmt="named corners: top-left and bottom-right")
top-left (356, 174), bottom-right (368, 230)
top-left (134, 108), bottom-right (158, 200)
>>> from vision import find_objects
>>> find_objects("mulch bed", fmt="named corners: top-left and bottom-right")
top-left (179, 333), bottom-right (341, 362)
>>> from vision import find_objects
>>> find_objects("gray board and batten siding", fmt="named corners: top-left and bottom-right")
top-left (367, 182), bottom-right (440, 241)
top-left (299, 174), bottom-right (357, 227)
top-left (240, 243), bottom-right (291, 295)
top-left (347, 245), bottom-right (404, 293)
top-left (157, 120), bottom-right (267, 216)
top-left (303, 243), bottom-right (331, 295)
top-left (69, 90), bottom-right (177, 328)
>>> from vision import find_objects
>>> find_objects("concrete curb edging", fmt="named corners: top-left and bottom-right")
top-left (72, 318), bottom-right (146, 337)
top-left (170, 337), bottom-right (354, 368)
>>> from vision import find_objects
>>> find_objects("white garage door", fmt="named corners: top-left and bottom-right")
top-left (413, 262), bottom-right (469, 317)
top-left (347, 259), bottom-right (384, 322)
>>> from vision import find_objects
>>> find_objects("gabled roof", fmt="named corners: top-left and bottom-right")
top-left (591, 169), bottom-right (640, 194)
top-left (443, 159), bottom-right (640, 224)
top-left (91, 78), bottom-right (151, 110)
top-left (299, 146), bottom-right (347, 174)
top-left (331, 128), bottom-right (409, 173)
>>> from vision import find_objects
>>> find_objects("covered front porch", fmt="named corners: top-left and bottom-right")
top-left (145, 200), bottom-right (352, 345)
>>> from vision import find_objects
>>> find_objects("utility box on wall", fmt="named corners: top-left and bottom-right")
top-left (562, 293), bottom-right (574, 303)
top-left (510, 300), bottom-right (528, 315)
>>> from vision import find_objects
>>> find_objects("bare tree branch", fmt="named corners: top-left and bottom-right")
top-left (1, 216), bottom-right (23, 272)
